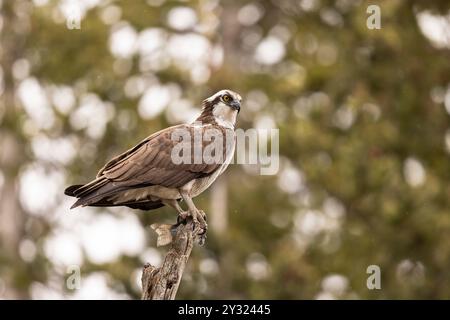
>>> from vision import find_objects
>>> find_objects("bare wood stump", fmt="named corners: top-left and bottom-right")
top-left (141, 217), bottom-right (199, 300)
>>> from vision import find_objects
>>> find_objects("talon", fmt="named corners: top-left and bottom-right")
top-left (188, 209), bottom-right (208, 238)
top-left (196, 220), bottom-right (207, 235)
top-left (179, 211), bottom-right (189, 219)
top-left (198, 233), bottom-right (207, 246)
top-left (198, 226), bottom-right (207, 236)
top-left (177, 211), bottom-right (189, 224)
top-left (196, 224), bottom-right (207, 246)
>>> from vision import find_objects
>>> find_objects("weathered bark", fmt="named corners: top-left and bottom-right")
top-left (141, 218), bottom-right (197, 300)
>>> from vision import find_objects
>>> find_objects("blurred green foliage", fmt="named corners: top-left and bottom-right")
top-left (1, 0), bottom-right (450, 299)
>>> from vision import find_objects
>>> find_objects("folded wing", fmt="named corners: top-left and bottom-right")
top-left (65, 124), bottom-right (224, 209)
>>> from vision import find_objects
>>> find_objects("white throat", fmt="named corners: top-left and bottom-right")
top-left (212, 102), bottom-right (237, 129)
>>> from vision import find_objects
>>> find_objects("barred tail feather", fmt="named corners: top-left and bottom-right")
top-left (65, 178), bottom-right (165, 211)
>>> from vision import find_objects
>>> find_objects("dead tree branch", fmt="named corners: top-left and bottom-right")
top-left (141, 217), bottom-right (198, 300)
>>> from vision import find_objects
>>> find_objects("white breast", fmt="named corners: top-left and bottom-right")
top-left (212, 102), bottom-right (237, 130)
top-left (190, 135), bottom-right (235, 197)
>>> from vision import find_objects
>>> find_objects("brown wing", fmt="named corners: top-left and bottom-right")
top-left (99, 124), bottom-right (224, 189)
top-left (66, 124), bottom-right (233, 209)
top-left (96, 127), bottom-right (168, 178)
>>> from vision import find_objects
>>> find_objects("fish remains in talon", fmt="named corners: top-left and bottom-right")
top-left (64, 89), bottom-right (242, 245)
top-left (151, 223), bottom-right (178, 247)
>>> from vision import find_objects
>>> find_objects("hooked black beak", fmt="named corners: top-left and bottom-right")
top-left (230, 100), bottom-right (241, 113)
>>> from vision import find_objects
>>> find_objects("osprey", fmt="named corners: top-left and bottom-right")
top-left (65, 89), bottom-right (241, 238)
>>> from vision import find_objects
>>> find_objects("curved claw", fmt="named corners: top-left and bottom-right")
top-left (189, 209), bottom-right (208, 244)
top-left (198, 233), bottom-right (207, 246)
top-left (176, 211), bottom-right (189, 225)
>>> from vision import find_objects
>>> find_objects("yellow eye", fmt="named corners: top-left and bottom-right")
top-left (223, 95), bottom-right (231, 102)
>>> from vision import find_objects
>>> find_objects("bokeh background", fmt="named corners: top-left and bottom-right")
top-left (1, 0), bottom-right (450, 299)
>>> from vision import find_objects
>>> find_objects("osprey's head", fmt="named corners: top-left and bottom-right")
top-left (199, 89), bottom-right (242, 129)
top-left (204, 89), bottom-right (241, 112)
